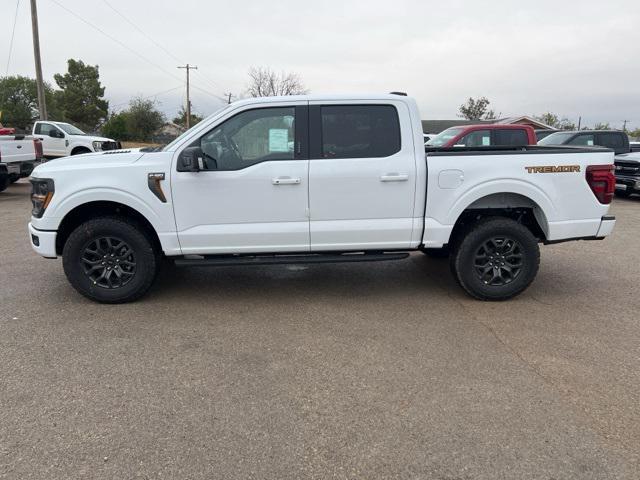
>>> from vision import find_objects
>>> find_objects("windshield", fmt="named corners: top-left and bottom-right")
top-left (426, 127), bottom-right (464, 147)
top-left (56, 123), bottom-right (86, 135)
top-left (537, 132), bottom-right (575, 145)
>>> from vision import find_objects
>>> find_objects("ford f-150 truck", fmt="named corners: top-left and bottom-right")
top-left (32, 120), bottom-right (121, 158)
top-left (28, 94), bottom-right (616, 303)
top-left (0, 134), bottom-right (42, 191)
top-left (426, 124), bottom-right (537, 148)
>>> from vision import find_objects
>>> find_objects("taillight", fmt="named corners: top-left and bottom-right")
top-left (33, 139), bottom-right (43, 161)
top-left (586, 164), bottom-right (615, 204)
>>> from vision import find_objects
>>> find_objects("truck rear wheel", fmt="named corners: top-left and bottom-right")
top-left (450, 217), bottom-right (539, 301)
top-left (0, 175), bottom-right (9, 192)
top-left (62, 217), bottom-right (158, 303)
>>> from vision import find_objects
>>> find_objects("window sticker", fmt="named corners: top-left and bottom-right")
top-left (269, 129), bottom-right (289, 152)
top-left (482, 136), bottom-right (491, 146)
top-left (587, 139), bottom-right (594, 146)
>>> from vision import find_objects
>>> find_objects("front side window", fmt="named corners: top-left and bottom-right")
top-left (457, 130), bottom-right (492, 147)
top-left (35, 123), bottom-right (58, 136)
top-left (196, 107), bottom-right (295, 170)
top-left (568, 134), bottom-right (595, 146)
top-left (320, 105), bottom-right (400, 159)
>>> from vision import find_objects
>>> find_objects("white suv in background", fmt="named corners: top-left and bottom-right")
top-left (32, 121), bottom-right (121, 158)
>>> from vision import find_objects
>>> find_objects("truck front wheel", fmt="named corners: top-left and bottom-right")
top-left (450, 217), bottom-right (539, 301)
top-left (62, 217), bottom-right (158, 303)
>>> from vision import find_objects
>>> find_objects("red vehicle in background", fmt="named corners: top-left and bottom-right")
top-left (425, 124), bottom-right (537, 148)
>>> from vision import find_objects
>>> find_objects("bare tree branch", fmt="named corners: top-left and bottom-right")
top-left (246, 66), bottom-right (308, 97)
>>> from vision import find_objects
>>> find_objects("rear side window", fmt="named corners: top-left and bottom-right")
top-left (495, 129), bottom-right (528, 146)
top-left (597, 133), bottom-right (624, 149)
top-left (320, 105), bottom-right (400, 159)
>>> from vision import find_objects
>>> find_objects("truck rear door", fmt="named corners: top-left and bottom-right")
top-left (307, 101), bottom-right (416, 251)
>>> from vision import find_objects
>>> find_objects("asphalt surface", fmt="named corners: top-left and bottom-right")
top-left (1, 179), bottom-right (639, 479)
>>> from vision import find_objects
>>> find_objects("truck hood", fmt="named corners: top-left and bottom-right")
top-left (615, 152), bottom-right (640, 163)
top-left (32, 150), bottom-right (145, 176)
top-left (69, 134), bottom-right (115, 142)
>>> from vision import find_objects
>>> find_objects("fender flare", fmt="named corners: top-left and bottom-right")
top-left (445, 179), bottom-right (557, 230)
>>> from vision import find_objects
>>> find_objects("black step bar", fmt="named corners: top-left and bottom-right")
top-left (173, 252), bottom-right (409, 267)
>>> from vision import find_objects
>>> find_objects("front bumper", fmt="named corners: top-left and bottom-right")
top-left (615, 175), bottom-right (640, 192)
top-left (28, 222), bottom-right (57, 258)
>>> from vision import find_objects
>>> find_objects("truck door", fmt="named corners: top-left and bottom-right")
top-left (307, 102), bottom-right (416, 251)
top-left (34, 123), bottom-right (66, 157)
top-left (171, 103), bottom-right (310, 255)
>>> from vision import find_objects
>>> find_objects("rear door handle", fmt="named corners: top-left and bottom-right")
top-left (272, 176), bottom-right (301, 185)
top-left (380, 173), bottom-right (409, 182)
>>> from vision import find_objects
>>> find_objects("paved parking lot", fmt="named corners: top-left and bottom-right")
top-left (1, 179), bottom-right (639, 479)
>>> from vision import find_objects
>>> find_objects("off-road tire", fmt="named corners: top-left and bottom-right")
top-left (62, 216), bottom-right (158, 303)
top-left (450, 217), bottom-right (539, 301)
top-left (0, 175), bottom-right (9, 192)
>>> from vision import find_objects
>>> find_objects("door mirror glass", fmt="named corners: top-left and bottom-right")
top-left (177, 146), bottom-right (205, 172)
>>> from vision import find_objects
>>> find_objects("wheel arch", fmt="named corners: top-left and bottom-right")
top-left (448, 191), bottom-right (550, 247)
top-left (55, 200), bottom-right (162, 256)
top-left (70, 145), bottom-right (92, 155)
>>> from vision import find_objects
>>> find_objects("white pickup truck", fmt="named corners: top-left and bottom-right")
top-left (32, 120), bottom-right (121, 158)
top-left (27, 94), bottom-right (616, 303)
top-left (0, 134), bottom-right (42, 192)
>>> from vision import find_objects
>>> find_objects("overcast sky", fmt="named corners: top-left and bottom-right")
top-left (3, 0), bottom-right (639, 128)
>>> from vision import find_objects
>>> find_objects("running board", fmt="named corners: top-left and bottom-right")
top-left (173, 252), bottom-right (409, 267)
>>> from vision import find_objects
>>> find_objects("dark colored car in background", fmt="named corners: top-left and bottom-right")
top-left (538, 130), bottom-right (630, 155)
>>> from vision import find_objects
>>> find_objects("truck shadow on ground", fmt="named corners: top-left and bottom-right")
top-left (147, 254), bottom-right (461, 304)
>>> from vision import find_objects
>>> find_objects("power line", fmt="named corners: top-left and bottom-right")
top-left (100, 0), bottom-right (227, 101)
top-left (100, 0), bottom-right (183, 64)
top-left (49, 0), bottom-right (185, 85)
top-left (110, 85), bottom-right (182, 110)
top-left (5, 0), bottom-right (21, 76)
top-left (51, 0), bottom-right (228, 112)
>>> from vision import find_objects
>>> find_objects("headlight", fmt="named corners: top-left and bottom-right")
top-left (30, 178), bottom-right (55, 218)
top-left (92, 141), bottom-right (104, 151)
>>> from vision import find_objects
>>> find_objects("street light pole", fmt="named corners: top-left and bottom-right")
top-left (30, 0), bottom-right (47, 120)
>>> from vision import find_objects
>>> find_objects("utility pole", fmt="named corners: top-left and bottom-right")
top-left (224, 92), bottom-right (234, 104)
top-left (177, 64), bottom-right (197, 129)
top-left (577, 116), bottom-right (581, 130)
top-left (30, 0), bottom-right (47, 120)
top-left (622, 120), bottom-right (628, 132)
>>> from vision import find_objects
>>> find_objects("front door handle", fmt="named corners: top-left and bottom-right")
top-left (380, 173), bottom-right (409, 182)
top-left (272, 176), bottom-right (301, 185)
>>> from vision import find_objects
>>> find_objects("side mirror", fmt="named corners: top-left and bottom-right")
top-left (177, 146), bottom-right (204, 172)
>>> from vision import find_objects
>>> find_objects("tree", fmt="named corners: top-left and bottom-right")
top-left (458, 97), bottom-right (495, 120)
top-left (101, 111), bottom-right (130, 141)
top-left (0, 75), bottom-right (61, 131)
top-left (593, 122), bottom-right (611, 130)
top-left (53, 59), bottom-right (109, 132)
top-left (123, 97), bottom-right (165, 141)
top-left (535, 112), bottom-right (560, 129)
top-left (628, 128), bottom-right (640, 139)
top-left (172, 103), bottom-right (203, 128)
top-left (246, 66), bottom-right (308, 97)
